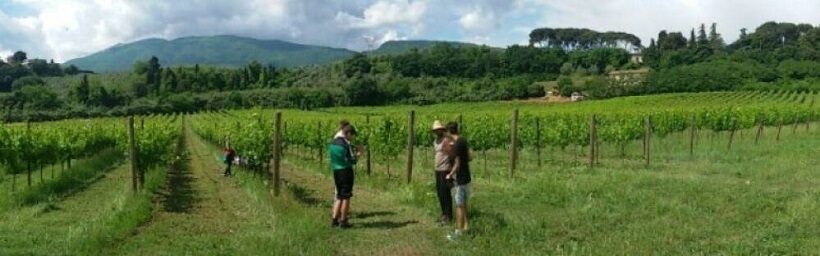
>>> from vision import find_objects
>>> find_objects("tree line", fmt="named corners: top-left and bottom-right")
top-left (2, 21), bottom-right (818, 122)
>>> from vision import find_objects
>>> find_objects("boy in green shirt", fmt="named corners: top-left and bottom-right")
top-left (329, 124), bottom-right (360, 228)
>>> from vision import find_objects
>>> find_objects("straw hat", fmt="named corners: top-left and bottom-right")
top-left (431, 120), bottom-right (446, 131)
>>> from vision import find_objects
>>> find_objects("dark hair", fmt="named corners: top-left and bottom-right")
top-left (446, 122), bottom-right (459, 134)
top-left (339, 120), bottom-right (350, 129)
top-left (342, 124), bottom-right (357, 136)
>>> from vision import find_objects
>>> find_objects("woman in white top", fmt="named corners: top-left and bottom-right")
top-left (431, 120), bottom-right (454, 225)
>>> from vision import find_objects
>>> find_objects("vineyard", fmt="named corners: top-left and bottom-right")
top-left (190, 90), bottom-right (818, 179)
top-left (1, 91), bottom-right (819, 254)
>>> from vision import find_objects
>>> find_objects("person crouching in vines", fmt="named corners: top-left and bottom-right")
top-left (223, 143), bottom-right (237, 177)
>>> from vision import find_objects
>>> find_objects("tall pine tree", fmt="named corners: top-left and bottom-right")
top-left (708, 23), bottom-right (725, 53)
top-left (689, 29), bottom-right (697, 49)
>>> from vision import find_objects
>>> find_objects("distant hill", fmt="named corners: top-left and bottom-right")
top-left (65, 35), bottom-right (357, 73)
top-left (368, 40), bottom-right (491, 56)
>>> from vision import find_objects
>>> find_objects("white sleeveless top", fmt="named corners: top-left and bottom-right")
top-left (434, 139), bottom-right (452, 172)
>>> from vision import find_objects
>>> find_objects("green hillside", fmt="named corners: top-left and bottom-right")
top-left (64, 35), bottom-right (356, 72)
top-left (368, 40), bottom-right (489, 56)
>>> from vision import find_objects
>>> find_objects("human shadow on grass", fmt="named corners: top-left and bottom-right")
top-left (353, 211), bottom-right (396, 219)
top-left (285, 180), bottom-right (327, 207)
top-left (160, 155), bottom-right (199, 213)
top-left (354, 220), bottom-right (418, 230)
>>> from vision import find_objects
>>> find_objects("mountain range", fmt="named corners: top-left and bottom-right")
top-left (65, 35), bottom-right (482, 73)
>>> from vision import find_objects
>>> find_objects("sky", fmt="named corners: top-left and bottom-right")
top-left (0, 0), bottom-right (818, 62)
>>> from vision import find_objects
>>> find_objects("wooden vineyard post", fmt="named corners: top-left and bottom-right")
top-left (792, 117), bottom-right (799, 134)
top-left (458, 114), bottom-right (464, 135)
top-left (689, 115), bottom-right (696, 157)
top-left (281, 122), bottom-right (287, 159)
top-left (644, 117), bottom-right (651, 167)
top-left (317, 121), bottom-right (323, 164)
top-left (127, 117), bottom-right (138, 192)
top-left (755, 120), bottom-right (764, 145)
top-left (366, 115), bottom-right (371, 176)
top-left (406, 111), bottom-right (415, 184)
top-left (727, 118), bottom-right (736, 150)
top-left (270, 112), bottom-right (282, 197)
top-left (535, 118), bottom-right (542, 169)
top-left (26, 121), bottom-right (31, 188)
top-left (509, 109), bottom-right (519, 177)
top-left (321, 121), bottom-right (326, 164)
top-left (776, 118), bottom-right (783, 142)
top-left (589, 115), bottom-right (597, 168)
top-left (140, 116), bottom-right (145, 130)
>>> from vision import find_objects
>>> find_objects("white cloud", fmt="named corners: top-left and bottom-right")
top-left (1, 0), bottom-right (818, 62)
top-left (527, 0), bottom-right (820, 46)
top-left (341, 0), bottom-right (427, 28)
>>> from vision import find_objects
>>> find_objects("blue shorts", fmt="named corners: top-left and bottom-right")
top-left (453, 184), bottom-right (470, 206)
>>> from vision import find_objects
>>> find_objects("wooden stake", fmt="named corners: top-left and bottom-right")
top-left (589, 115), bottom-right (596, 168)
top-left (792, 117), bottom-right (799, 134)
top-left (535, 118), bottom-right (542, 169)
top-left (366, 114), bottom-right (371, 175)
top-left (127, 117), bottom-right (138, 192)
top-left (776, 118), bottom-right (783, 141)
top-left (458, 114), bottom-right (464, 135)
top-left (26, 121), bottom-right (31, 188)
top-left (689, 115), bottom-right (696, 156)
top-left (406, 110), bottom-right (415, 184)
top-left (727, 119), bottom-right (736, 150)
top-left (317, 121), bottom-right (323, 163)
top-left (644, 117), bottom-right (651, 167)
top-left (755, 120), bottom-right (764, 145)
top-left (271, 112), bottom-right (282, 197)
top-left (510, 109), bottom-right (519, 177)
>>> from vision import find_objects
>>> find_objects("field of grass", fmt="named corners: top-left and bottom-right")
top-left (279, 120), bottom-right (819, 254)
top-left (0, 92), bottom-right (818, 255)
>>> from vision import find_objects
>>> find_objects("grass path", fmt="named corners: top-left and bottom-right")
top-left (280, 156), bottom-right (444, 255)
top-left (0, 162), bottom-right (131, 255)
top-left (107, 122), bottom-right (446, 255)
top-left (109, 126), bottom-right (264, 254)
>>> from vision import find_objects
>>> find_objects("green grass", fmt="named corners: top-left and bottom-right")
top-left (9, 149), bottom-right (124, 208)
top-left (282, 122), bottom-right (820, 254)
top-left (0, 161), bottom-right (170, 255)
top-left (1, 116), bottom-right (816, 255)
top-left (0, 150), bottom-right (123, 210)
top-left (108, 125), bottom-right (334, 255)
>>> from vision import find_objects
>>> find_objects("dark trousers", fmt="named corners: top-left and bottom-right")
top-left (435, 171), bottom-right (454, 220)
top-left (224, 163), bottom-right (232, 176)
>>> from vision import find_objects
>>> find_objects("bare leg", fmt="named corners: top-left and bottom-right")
top-left (455, 206), bottom-right (465, 231)
top-left (340, 199), bottom-right (351, 221)
top-left (332, 199), bottom-right (341, 220)
top-left (462, 202), bottom-right (469, 231)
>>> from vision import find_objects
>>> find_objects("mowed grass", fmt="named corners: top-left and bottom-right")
top-left (0, 118), bottom-right (815, 255)
top-left (284, 121), bottom-right (819, 255)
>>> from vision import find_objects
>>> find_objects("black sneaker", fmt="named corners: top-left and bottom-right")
top-left (339, 220), bottom-right (352, 229)
top-left (331, 218), bottom-right (339, 227)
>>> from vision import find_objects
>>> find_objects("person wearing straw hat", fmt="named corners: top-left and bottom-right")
top-left (431, 120), bottom-right (454, 225)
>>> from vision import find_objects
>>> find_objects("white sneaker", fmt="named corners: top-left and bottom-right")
top-left (446, 230), bottom-right (462, 241)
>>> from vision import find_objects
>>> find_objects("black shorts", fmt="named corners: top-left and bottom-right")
top-left (333, 168), bottom-right (355, 200)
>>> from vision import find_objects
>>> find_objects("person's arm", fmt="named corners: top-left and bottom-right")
top-left (346, 143), bottom-right (357, 165)
top-left (446, 157), bottom-right (459, 180)
top-left (446, 140), bottom-right (460, 180)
